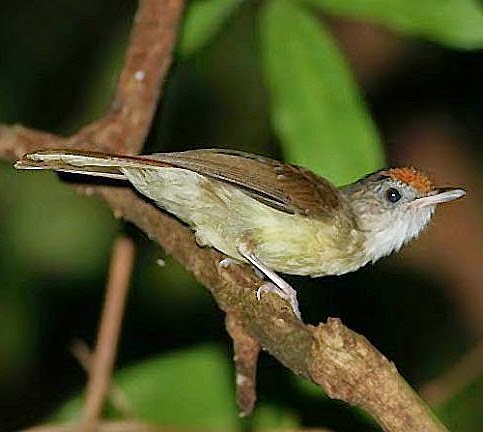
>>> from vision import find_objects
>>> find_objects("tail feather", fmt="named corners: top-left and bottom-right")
top-left (14, 150), bottom-right (160, 180)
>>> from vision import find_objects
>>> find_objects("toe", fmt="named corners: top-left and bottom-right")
top-left (219, 258), bottom-right (236, 268)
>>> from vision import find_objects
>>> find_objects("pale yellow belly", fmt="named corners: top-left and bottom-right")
top-left (122, 167), bottom-right (366, 276)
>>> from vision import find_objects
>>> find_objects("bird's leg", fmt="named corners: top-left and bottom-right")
top-left (237, 242), bottom-right (301, 319)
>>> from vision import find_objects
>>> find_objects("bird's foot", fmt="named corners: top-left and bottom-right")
top-left (255, 282), bottom-right (301, 320)
top-left (237, 240), bottom-right (302, 320)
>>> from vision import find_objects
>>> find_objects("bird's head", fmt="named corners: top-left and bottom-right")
top-left (342, 167), bottom-right (465, 263)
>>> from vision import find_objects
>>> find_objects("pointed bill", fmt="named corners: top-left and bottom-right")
top-left (412, 187), bottom-right (466, 208)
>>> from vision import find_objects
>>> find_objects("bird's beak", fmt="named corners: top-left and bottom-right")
top-left (412, 187), bottom-right (466, 208)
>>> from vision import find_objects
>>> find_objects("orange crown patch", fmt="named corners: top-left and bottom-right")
top-left (383, 167), bottom-right (434, 194)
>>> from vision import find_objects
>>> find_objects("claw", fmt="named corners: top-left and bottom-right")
top-left (255, 282), bottom-right (280, 302)
top-left (255, 282), bottom-right (301, 320)
top-left (219, 258), bottom-right (238, 268)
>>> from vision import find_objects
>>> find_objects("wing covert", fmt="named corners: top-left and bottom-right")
top-left (147, 149), bottom-right (341, 217)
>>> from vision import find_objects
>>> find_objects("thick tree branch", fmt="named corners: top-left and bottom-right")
top-left (0, 0), bottom-right (448, 431)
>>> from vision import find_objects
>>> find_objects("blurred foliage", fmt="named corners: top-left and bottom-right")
top-left (178, 0), bottom-right (242, 57)
top-left (307, 0), bottom-right (483, 49)
top-left (53, 345), bottom-right (300, 429)
top-left (259, 0), bottom-right (383, 184)
top-left (53, 346), bottom-right (238, 427)
top-left (1, 0), bottom-right (483, 431)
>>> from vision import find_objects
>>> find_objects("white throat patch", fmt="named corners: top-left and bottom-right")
top-left (364, 205), bottom-right (435, 264)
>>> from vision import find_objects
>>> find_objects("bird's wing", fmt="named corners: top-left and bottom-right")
top-left (15, 148), bottom-right (342, 217)
top-left (150, 149), bottom-right (342, 217)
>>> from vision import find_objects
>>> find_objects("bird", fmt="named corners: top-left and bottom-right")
top-left (15, 148), bottom-right (466, 319)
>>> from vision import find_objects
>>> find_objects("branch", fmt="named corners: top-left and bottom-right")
top-left (21, 420), bottom-right (335, 432)
top-left (421, 339), bottom-right (483, 406)
top-left (82, 237), bottom-right (135, 426)
top-left (225, 313), bottom-right (260, 417)
top-left (66, 0), bottom-right (183, 155)
top-left (0, 0), bottom-right (448, 431)
top-left (21, 421), bottom-right (198, 432)
top-left (71, 340), bottom-right (136, 418)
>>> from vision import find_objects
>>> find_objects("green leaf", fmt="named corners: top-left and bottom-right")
top-left (259, 0), bottom-right (384, 186)
top-left (307, 0), bottom-right (483, 49)
top-left (178, 0), bottom-right (242, 56)
top-left (53, 345), bottom-right (238, 429)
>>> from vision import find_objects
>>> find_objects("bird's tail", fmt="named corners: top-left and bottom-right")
top-left (14, 149), bottom-right (166, 180)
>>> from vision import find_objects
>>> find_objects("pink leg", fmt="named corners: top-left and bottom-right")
top-left (237, 243), bottom-right (301, 319)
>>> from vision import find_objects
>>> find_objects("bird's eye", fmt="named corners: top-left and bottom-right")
top-left (386, 187), bottom-right (402, 203)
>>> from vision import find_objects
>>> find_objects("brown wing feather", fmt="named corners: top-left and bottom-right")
top-left (148, 149), bottom-right (341, 217)
top-left (17, 148), bottom-right (341, 217)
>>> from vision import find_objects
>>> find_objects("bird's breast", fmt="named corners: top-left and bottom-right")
top-left (251, 212), bottom-right (366, 276)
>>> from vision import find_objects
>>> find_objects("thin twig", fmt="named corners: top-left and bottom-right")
top-left (225, 313), bottom-right (260, 417)
top-left (71, 340), bottom-right (136, 418)
top-left (21, 421), bottom-right (197, 432)
top-left (82, 237), bottom-right (135, 427)
top-left (20, 421), bottom-right (334, 432)
top-left (420, 339), bottom-right (483, 406)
